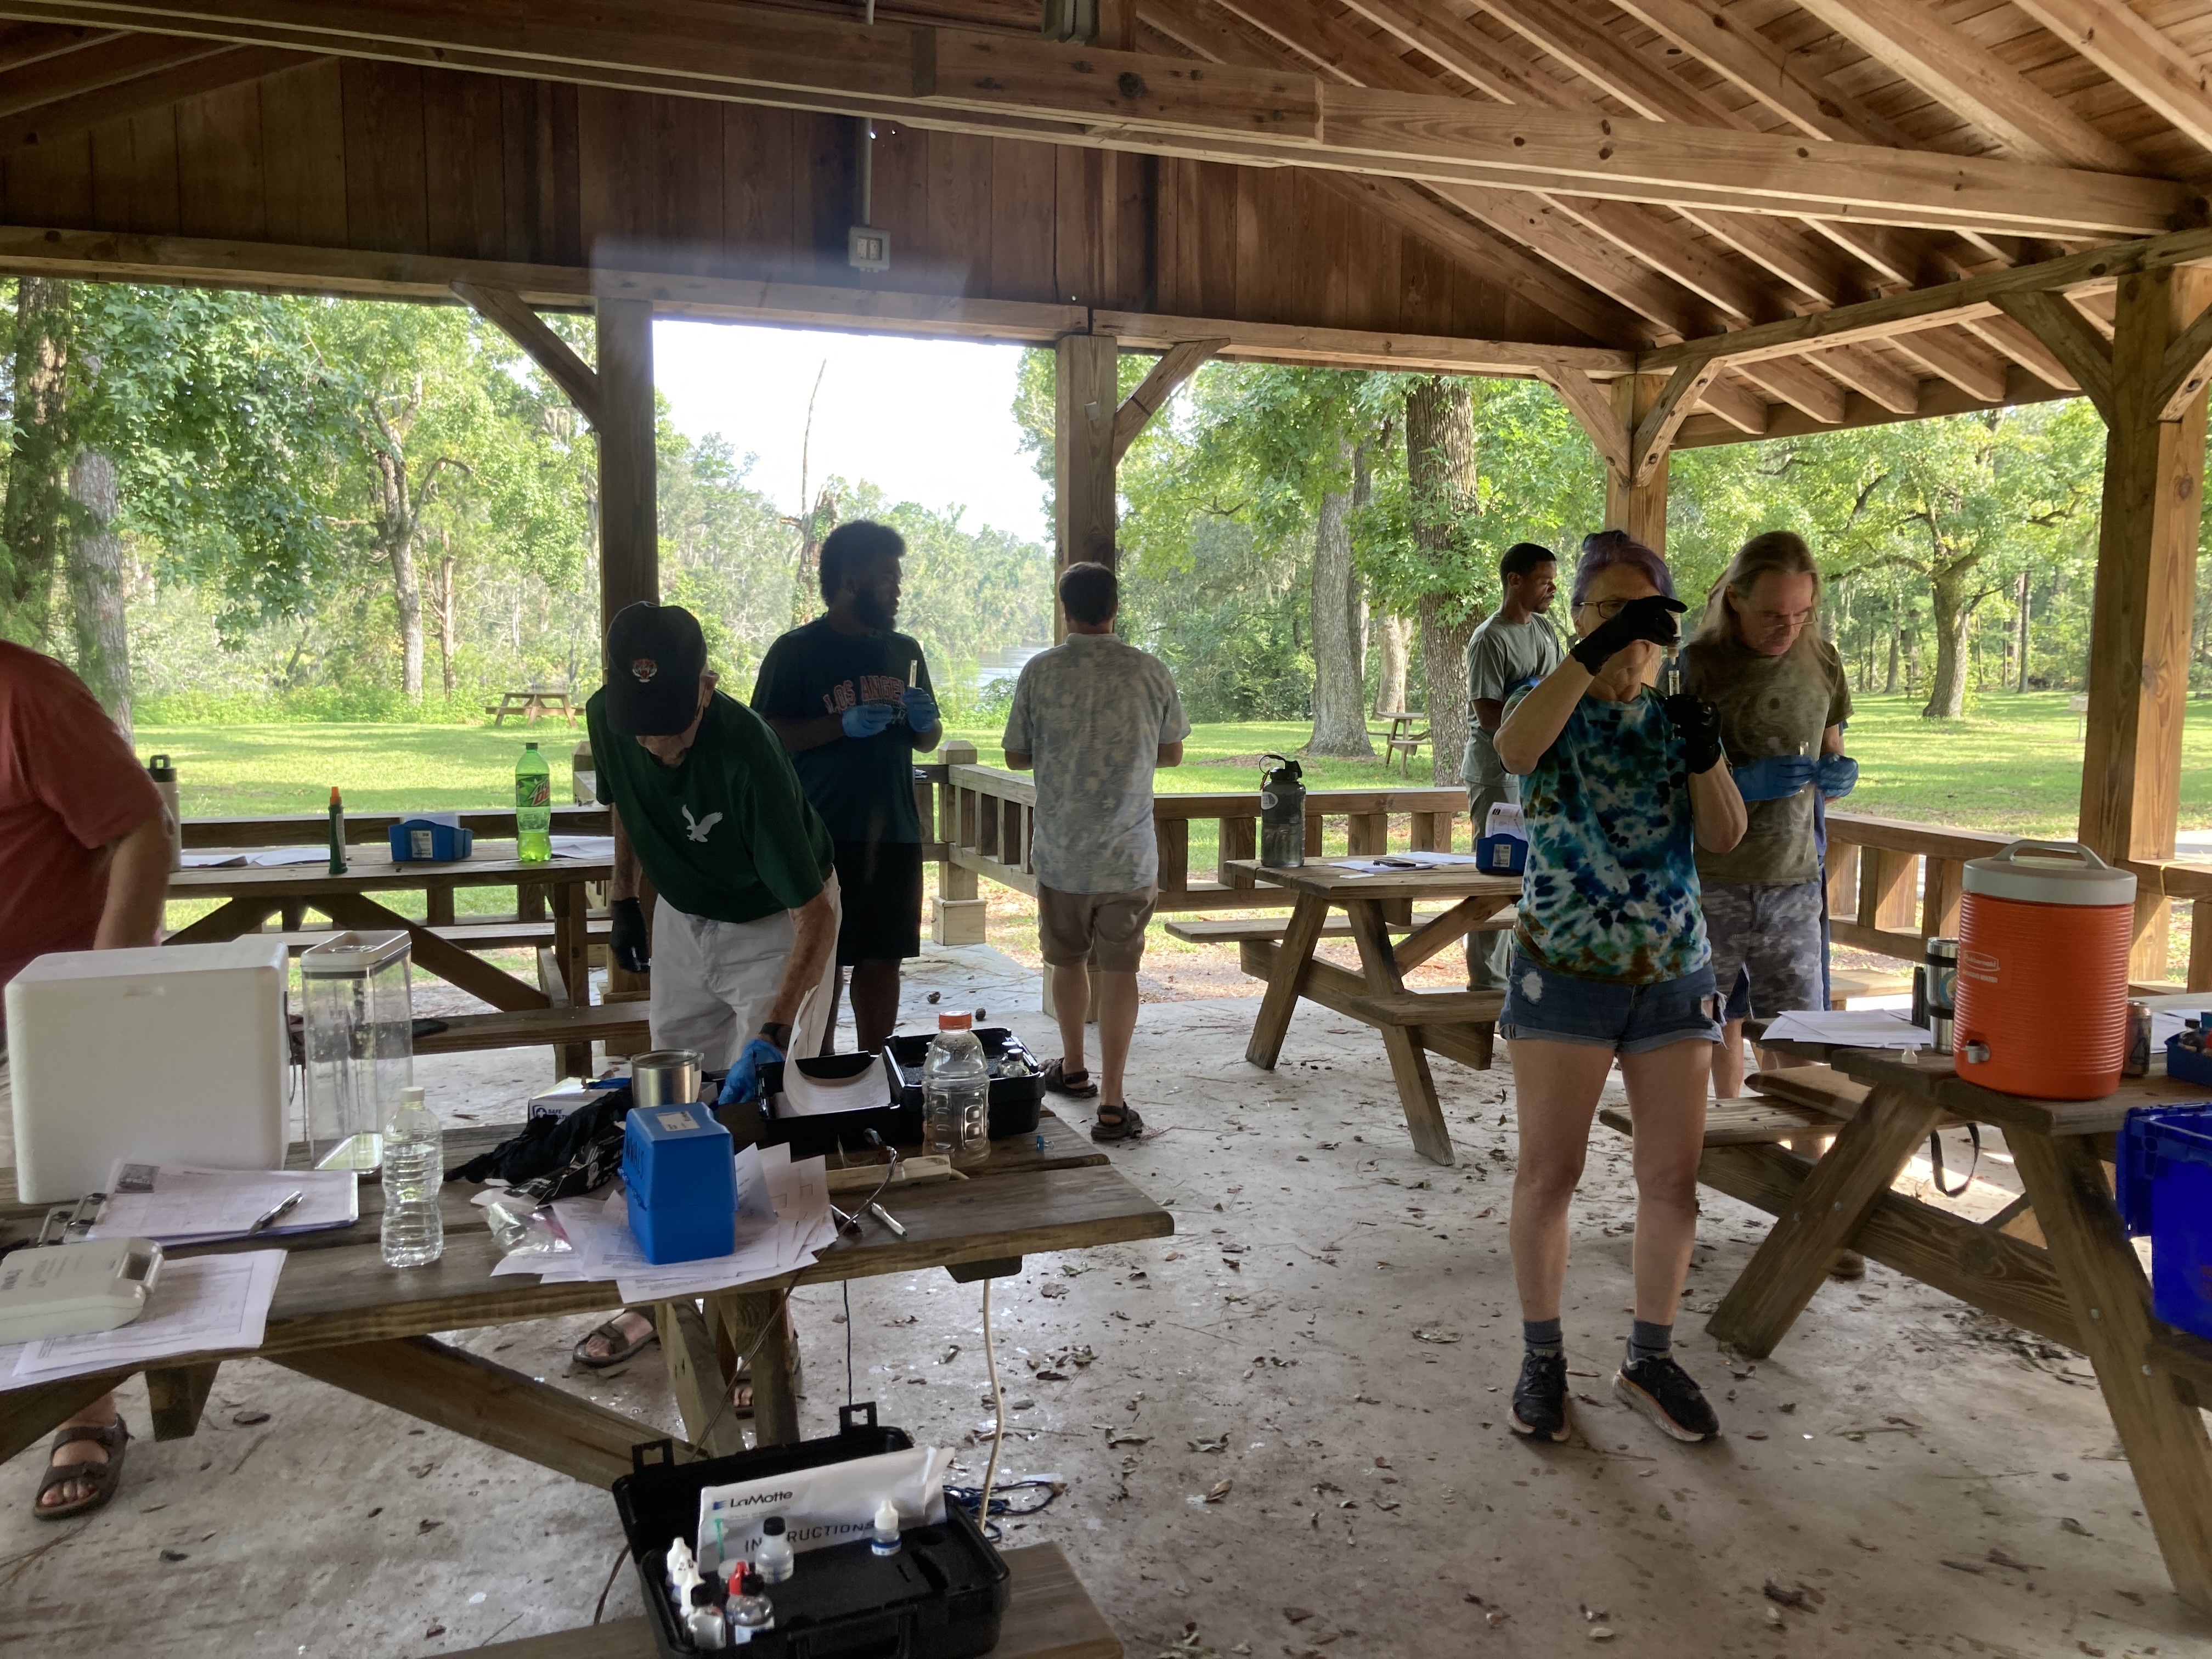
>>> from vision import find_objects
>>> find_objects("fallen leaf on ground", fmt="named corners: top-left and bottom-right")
top-left (1762, 1583), bottom-right (1812, 1611)
top-left (424, 1626), bottom-right (445, 1639)
top-left (1036, 1369), bottom-right (1069, 1382)
top-left (1283, 1609), bottom-right (1314, 1623)
top-left (1412, 1328), bottom-right (1461, 1344)
top-left (159, 1549), bottom-right (188, 1562)
top-left (1987, 1549), bottom-right (2045, 1572)
top-left (2059, 1517), bottom-right (2092, 1537)
top-left (1941, 1560), bottom-right (1988, 1576)
top-left (1039, 1282), bottom-right (1069, 1299)
top-left (1205, 1479), bottom-right (1232, 1502)
top-left (230, 1411), bottom-right (270, 1427)
top-left (1189, 1435), bottom-right (1229, 1454)
top-left (418, 1520), bottom-right (443, 1534)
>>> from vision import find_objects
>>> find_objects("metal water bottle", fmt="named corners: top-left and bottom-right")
top-left (1260, 753), bottom-right (1306, 869)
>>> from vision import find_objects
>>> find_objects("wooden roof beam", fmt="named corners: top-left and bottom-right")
top-left (0, 0), bottom-right (2185, 239)
top-left (1790, 0), bottom-right (2149, 176)
top-left (1733, 355), bottom-right (1847, 426)
top-left (1887, 325), bottom-right (2012, 405)
top-left (2008, 0), bottom-right (2212, 162)
top-left (1669, 363), bottom-right (2078, 449)
top-left (0, 28), bottom-right (230, 117)
top-left (451, 281), bottom-right (603, 428)
top-left (1697, 373), bottom-right (1769, 436)
top-left (1809, 343), bottom-right (1921, 415)
top-left (1957, 312), bottom-right (2080, 392)
top-left (0, 42), bottom-right (308, 149)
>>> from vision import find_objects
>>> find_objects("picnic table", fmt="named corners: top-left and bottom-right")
top-left (166, 840), bottom-right (618, 1074)
top-left (487, 687), bottom-right (576, 726)
top-left (1371, 709), bottom-right (1427, 776)
top-left (1226, 859), bottom-right (1521, 1166)
top-left (0, 1108), bottom-right (1170, 1579)
top-left (1660, 1042), bottom-right (2212, 1611)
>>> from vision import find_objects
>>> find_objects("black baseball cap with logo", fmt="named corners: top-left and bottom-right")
top-left (601, 602), bottom-right (708, 735)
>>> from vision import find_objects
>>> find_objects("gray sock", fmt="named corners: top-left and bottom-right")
top-left (1522, 1317), bottom-right (1563, 1357)
top-left (1626, 1319), bottom-right (1673, 1366)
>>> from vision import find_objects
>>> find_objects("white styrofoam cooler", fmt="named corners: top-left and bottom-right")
top-left (5, 940), bottom-right (291, 1203)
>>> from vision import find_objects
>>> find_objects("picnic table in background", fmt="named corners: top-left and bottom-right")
top-left (1633, 1041), bottom-right (2212, 1611)
top-left (168, 821), bottom-right (622, 1074)
top-left (1223, 858), bottom-right (1521, 1166)
top-left (486, 687), bottom-right (576, 726)
top-left (1372, 710), bottom-right (1427, 776)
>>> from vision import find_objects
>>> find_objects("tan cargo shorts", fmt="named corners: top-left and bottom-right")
top-left (1037, 882), bottom-right (1158, 972)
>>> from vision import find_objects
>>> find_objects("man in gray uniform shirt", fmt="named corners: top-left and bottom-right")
top-left (1462, 541), bottom-right (1562, 991)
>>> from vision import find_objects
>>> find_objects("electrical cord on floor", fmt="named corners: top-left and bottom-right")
top-left (944, 1477), bottom-right (1060, 1532)
top-left (978, 1276), bottom-right (1005, 1543)
top-left (689, 1286), bottom-right (795, 1454)
top-left (592, 1542), bottom-right (627, 1623)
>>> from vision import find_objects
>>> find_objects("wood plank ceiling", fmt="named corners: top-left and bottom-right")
top-left (0, 0), bottom-right (2210, 445)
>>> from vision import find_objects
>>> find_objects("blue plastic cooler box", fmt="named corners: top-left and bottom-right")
top-left (2116, 1102), bottom-right (2212, 1342)
top-left (621, 1102), bottom-right (736, 1264)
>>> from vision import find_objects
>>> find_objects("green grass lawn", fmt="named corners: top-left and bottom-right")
top-left (136, 689), bottom-right (2212, 841)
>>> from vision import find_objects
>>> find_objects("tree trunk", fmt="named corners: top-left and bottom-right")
top-left (436, 533), bottom-right (458, 698)
top-left (1373, 613), bottom-right (1410, 716)
top-left (1884, 603), bottom-right (1900, 695)
top-left (373, 450), bottom-right (425, 698)
top-left (65, 447), bottom-right (129, 736)
top-left (1305, 443), bottom-right (1373, 757)
top-left (1405, 376), bottom-right (1479, 784)
top-left (2016, 569), bottom-right (2031, 692)
top-left (1923, 561), bottom-right (1976, 720)
top-left (2, 278), bottom-right (72, 647)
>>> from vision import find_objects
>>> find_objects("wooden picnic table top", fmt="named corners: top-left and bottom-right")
top-left (172, 841), bottom-right (610, 898)
top-left (1226, 857), bottom-right (1520, 903)
top-left (1759, 1040), bottom-right (2199, 1139)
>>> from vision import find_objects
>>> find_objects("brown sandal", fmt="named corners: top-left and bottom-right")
top-left (572, 1317), bottom-right (660, 1371)
top-left (35, 1418), bottom-right (128, 1521)
top-left (1043, 1059), bottom-right (1098, 1099)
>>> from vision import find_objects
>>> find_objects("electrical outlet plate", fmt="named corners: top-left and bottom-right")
top-left (848, 224), bottom-right (891, 272)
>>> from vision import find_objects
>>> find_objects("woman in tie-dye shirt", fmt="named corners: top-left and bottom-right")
top-left (1489, 531), bottom-right (1746, 1452)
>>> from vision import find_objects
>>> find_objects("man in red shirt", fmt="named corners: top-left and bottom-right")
top-left (1, 641), bottom-right (171, 1517)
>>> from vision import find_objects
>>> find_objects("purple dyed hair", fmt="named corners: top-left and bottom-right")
top-left (1572, 528), bottom-right (1675, 608)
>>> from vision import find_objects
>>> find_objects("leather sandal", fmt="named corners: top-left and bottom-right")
top-left (35, 1418), bottom-right (128, 1521)
top-left (1091, 1105), bottom-right (1146, 1143)
top-left (1043, 1059), bottom-right (1098, 1099)
top-left (572, 1317), bottom-right (661, 1370)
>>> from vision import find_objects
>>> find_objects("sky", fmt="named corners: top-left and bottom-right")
top-left (651, 319), bottom-right (1049, 545)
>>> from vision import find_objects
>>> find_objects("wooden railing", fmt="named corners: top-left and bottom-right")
top-left (1825, 810), bottom-right (2212, 992)
top-left (929, 741), bottom-right (1468, 918)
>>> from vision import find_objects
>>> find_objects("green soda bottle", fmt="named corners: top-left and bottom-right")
top-left (516, 741), bottom-right (552, 863)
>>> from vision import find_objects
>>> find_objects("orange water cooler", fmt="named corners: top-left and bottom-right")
top-left (1953, 840), bottom-right (2136, 1101)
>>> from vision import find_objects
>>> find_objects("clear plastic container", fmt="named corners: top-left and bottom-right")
top-left (300, 930), bottom-right (415, 1171)
top-left (517, 742), bottom-right (552, 863)
top-left (381, 1084), bottom-right (444, 1267)
top-left (922, 1013), bottom-right (990, 1169)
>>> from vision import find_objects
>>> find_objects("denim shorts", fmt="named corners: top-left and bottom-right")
top-left (1498, 948), bottom-right (1722, 1055)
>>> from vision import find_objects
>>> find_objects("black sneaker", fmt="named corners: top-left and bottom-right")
top-left (1615, 1355), bottom-right (1719, 1442)
top-left (1509, 1350), bottom-right (1570, 1442)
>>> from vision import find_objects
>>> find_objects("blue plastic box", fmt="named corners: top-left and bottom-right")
top-left (621, 1102), bottom-right (736, 1265)
top-left (1475, 831), bottom-right (1527, 876)
top-left (389, 817), bottom-right (474, 862)
top-left (2116, 1101), bottom-right (2212, 1342)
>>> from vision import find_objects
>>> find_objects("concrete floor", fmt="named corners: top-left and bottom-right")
top-left (1, 940), bottom-right (2204, 1658)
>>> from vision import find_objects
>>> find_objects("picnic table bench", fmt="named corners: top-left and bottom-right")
top-left (486, 687), bottom-right (577, 726)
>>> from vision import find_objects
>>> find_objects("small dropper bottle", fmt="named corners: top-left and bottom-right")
top-left (686, 1582), bottom-right (729, 1650)
top-left (871, 1498), bottom-right (902, 1558)
top-left (727, 1568), bottom-right (775, 1638)
top-left (756, 1516), bottom-right (795, 1584)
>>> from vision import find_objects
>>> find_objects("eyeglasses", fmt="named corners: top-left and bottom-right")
top-left (1747, 607), bottom-right (1816, 630)
top-left (1573, 598), bottom-right (1635, 620)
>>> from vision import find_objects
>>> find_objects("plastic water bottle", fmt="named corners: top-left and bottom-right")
top-left (923, 1013), bottom-right (991, 1169)
top-left (380, 1084), bottom-right (445, 1267)
top-left (516, 741), bottom-right (552, 863)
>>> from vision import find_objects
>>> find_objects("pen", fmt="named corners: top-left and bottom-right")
top-left (247, 1189), bottom-right (305, 1234)
top-left (868, 1201), bottom-right (907, 1237)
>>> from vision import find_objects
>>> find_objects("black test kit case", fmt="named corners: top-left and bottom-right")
top-left (613, 1403), bottom-right (1011, 1658)
top-left (744, 1028), bottom-right (1046, 1159)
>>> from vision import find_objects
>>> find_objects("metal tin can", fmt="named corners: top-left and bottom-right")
top-left (1924, 936), bottom-right (1959, 1056)
top-left (2125, 1001), bottom-right (2152, 1078)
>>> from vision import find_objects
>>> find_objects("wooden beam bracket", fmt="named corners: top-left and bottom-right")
top-left (452, 280), bottom-right (603, 428)
top-left (1110, 337), bottom-right (1223, 464)
top-left (1991, 290), bottom-right (2115, 421)
top-left (1631, 356), bottom-right (1722, 485)
top-left (1540, 366), bottom-right (1629, 482)
top-left (2155, 303), bottom-right (2212, 422)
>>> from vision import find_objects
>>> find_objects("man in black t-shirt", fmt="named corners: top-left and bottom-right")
top-left (752, 520), bottom-right (942, 1054)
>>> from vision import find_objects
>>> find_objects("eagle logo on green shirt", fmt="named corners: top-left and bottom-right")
top-left (682, 806), bottom-right (723, 843)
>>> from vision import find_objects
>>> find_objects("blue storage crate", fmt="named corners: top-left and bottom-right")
top-left (2116, 1101), bottom-right (2212, 1342)
top-left (622, 1102), bottom-right (735, 1265)
top-left (390, 817), bottom-right (473, 862)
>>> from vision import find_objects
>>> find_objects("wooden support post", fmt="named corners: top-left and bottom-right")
top-left (1824, 841), bottom-right (1860, 919)
top-left (1347, 811), bottom-right (1389, 856)
top-left (1219, 816), bottom-right (1256, 888)
top-left (1922, 856), bottom-right (1963, 939)
top-left (656, 1299), bottom-right (748, 1458)
top-left (933, 741), bottom-right (984, 944)
top-left (2078, 263), bottom-right (2212, 980)
top-left (1858, 847), bottom-right (1918, 932)
top-left (2191, 897), bottom-right (2212, 991)
top-left (145, 1362), bottom-right (218, 1441)
top-left (596, 297), bottom-right (658, 635)
top-left (1602, 374), bottom-right (1668, 552)
top-left (1053, 332), bottom-right (1118, 638)
top-left (1155, 817), bottom-right (1189, 895)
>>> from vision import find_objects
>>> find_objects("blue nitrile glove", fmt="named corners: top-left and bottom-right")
top-left (718, 1035), bottom-right (786, 1106)
top-left (900, 687), bottom-right (940, 732)
top-left (1731, 754), bottom-right (1817, 802)
top-left (1816, 753), bottom-right (1859, 799)
top-left (842, 702), bottom-right (899, 740)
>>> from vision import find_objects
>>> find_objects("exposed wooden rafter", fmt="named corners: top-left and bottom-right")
top-left (2007, 0), bottom-right (2212, 161)
top-left (0, 0), bottom-right (2180, 238)
top-left (1791, 0), bottom-right (2149, 175)
top-left (0, 42), bottom-right (309, 149)
top-left (1990, 291), bottom-right (2117, 420)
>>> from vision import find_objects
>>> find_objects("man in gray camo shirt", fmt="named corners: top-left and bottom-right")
top-left (1002, 562), bottom-right (1189, 1142)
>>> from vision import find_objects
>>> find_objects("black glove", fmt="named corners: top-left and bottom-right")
top-left (1570, 593), bottom-right (1686, 673)
top-left (1662, 694), bottom-right (1725, 775)
top-left (610, 896), bottom-right (650, 974)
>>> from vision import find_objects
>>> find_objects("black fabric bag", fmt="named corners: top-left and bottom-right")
top-left (449, 1086), bottom-right (634, 1201)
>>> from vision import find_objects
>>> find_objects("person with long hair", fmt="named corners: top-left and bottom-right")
top-left (1683, 531), bottom-right (1858, 1102)
top-left (1492, 529), bottom-right (1746, 1445)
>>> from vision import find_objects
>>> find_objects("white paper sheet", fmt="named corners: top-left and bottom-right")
top-left (1760, 1008), bottom-right (1935, 1048)
top-left (1330, 851), bottom-right (1488, 874)
top-left (178, 852), bottom-right (247, 869)
top-left (87, 1163), bottom-right (358, 1245)
top-left (551, 835), bottom-right (616, 860)
top-left (5, 1250), bottom-right (285, 1384)
top-left (247, 846), bottom-right (332, 867)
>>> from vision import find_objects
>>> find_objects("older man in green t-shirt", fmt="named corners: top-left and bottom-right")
top-left (572, 601), bottom-right (840, 1378)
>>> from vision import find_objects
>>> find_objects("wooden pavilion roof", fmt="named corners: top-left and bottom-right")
top-left (0, 1), bottom-right (2210, 448)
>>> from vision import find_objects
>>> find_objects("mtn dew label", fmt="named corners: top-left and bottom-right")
top-left (516, 742), bottom-right (552, 863)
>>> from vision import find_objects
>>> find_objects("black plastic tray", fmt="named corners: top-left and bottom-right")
top-left (883, 1026), bottom-right (1045, 1141)
top-left (753, 1053), bottom-right (913, 1158)
top-left (612, 1403), bottom-right (1009, 1659)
